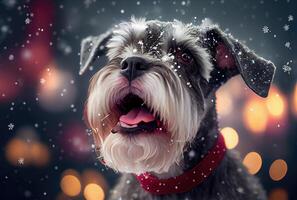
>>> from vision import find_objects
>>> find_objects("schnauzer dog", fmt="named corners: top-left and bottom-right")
top-left (80, 18), bottom-right (275, 200)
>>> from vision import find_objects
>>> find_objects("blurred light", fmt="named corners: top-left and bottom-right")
top-left (243, 152), bottom-right (262, 175)
top-left (5, 138), bottom-right (50, 167)
top-left (221, 127), bottom-right (239, 149)
top-left (243, 98), bottom-right (268, 134)
top-left (216, 89), bottom-right (233, 116)
top-left (81, 169), bottom-right (108, 192)
top-left (268, 188), bottom-right (288, 200)
top-left (84, 183), bottom-right (105, 200)
top-left (265, 86), bottom-right (286, 118)
top-left (38, 66), bottom-right (76, 112)
top-left (269, 159), bottom-right (288, 181)
top-left (293, 84), bottom-right (297, 116)
top-left (30, 142), bottom-right (50, 166)
top-left (5, 138), bottom-right (30, 166)
top-left (60, 123), bottom-right (92, 161)
top-left (60, 175), bottom-right (81, 197)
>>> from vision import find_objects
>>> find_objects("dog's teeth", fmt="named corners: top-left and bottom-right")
top-left (120, 122), bottom-right (138, 128)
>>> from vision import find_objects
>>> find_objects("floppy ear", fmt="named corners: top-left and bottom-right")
top-left (201, 25), bottom-right (276, 97)
top-left (79, 30), bottom-right (112, 75)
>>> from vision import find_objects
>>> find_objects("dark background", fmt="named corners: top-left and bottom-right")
top-left (0, 0), bottom-right (296, 199)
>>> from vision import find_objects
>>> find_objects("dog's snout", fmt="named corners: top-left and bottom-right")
top-left (120, 56), bottom-right (149, 81)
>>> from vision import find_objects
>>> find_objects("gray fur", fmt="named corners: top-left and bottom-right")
top-left (81, 19), bottom-right (275, 200)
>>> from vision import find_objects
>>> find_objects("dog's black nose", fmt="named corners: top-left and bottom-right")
top-left (120, 56), bottom-right (149, 81)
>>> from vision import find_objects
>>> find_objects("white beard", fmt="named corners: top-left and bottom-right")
top-left (86, 65), bottom-right (204, 174)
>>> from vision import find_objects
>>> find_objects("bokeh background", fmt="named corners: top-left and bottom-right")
top-left (0, 0), bottom-right (296, 199)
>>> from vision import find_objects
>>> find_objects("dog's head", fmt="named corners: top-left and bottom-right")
top-left (81, 18), bottom-right (275, 175)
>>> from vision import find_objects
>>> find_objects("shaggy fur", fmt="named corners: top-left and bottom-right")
top-left (80, 18), bottom-right (275, 200)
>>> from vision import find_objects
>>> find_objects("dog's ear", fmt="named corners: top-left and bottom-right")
top-left (79, 30), bottom-right (112, 75)
top-left (201, 25), bottom-right (275, 97)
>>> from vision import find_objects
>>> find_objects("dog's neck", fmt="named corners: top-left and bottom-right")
top-left (154, 95), bottom-right (219, 179)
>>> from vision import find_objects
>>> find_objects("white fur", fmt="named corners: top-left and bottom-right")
top-left (86, 63), bottom-right (203, 174)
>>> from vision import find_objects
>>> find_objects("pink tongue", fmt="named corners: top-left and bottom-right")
top-left (119, 107), bottom-right (155, 125)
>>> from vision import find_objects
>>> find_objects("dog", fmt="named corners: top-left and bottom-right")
top-left (80, 18), bottom-right (275, 200)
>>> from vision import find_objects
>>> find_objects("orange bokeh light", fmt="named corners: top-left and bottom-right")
top-left (84, 183), bottom-right (105, 200)
top-left (216, 90), bottom-right (233, 117)
top-left (269, 159), bottom-right (288, 181)
top-left (81, 169), bottom-right (108, 192)
top-left (60, 175), bottom-right (81, 197)
top-left (30, 142), bottom-right (50, 166)
top-left (5, 138), bottom-right (50, 167)
top-left (243, 152), bottom-right (262, 175)
top-left (243, 98), bottom-right (268, 134)
top-left (5, 138), bottom-right (31, 166)
top-left (221, 127), bottom-right (239, 149)
top-left (265, 86), bottom-right (286, 118)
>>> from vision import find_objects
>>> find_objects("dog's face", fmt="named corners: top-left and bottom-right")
top-left (80, 18), bottom-right (275, 175)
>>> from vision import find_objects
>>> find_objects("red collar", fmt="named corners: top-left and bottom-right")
top-left (135, 133), bottom-right (226, 195)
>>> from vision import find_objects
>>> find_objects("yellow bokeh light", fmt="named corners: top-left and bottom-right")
top-left (265, 87), bottom-right (286, 118)
top-left (268, 188), bottom-right (288, 200)
top-left (243, 152), bottom-right (262, 175)
top-left (60, 175), bottom-right (81, 197)
top-left (84, 183), bottom-right (105, 200)
top-left (216, 90), bottom-right (233, 116)
top-left (221, 127), bottom-right (239, 149)
top-left (269, 159), bottom-right (288, 181)
top-left (243, 98), bottom-right (268, 134)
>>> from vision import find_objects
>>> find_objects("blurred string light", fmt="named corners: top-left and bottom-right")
top-left (5, 127), bottom-right (50, 166)
top-left (216, 77), bottom-right (244, 117)
top-left (60, 169), bottom-right (81, 197)
top-left (269, 159), bottom-right (288, 181)
top-left (242, 85), bottom-right (287, 135)
top-left (242, 152), bottom-right (262, 175)
top-left (265, 87), bottom-right (286, 117)
top-left (60, 169), bottom-right (107, 200)
top-left (268, 188), bottom-right (288, 200)
top-left (216, 89), bottom-right (233, 117)
top-left (243, 98), bottom-right (268, 134)
top-left (84, 183), bottom-right (105, 200)
top-left (38, 66), bottom-right (76, 112)
top-left (221, 127), bottom-right (239, 149)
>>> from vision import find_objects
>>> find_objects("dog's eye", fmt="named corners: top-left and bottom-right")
top-left (181, 52), bottom-right (193, 63)
top-left (177, 51), bottom-right (193, 64)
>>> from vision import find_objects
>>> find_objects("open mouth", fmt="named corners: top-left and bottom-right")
top-left (111, 94), bottom-right (162, 135)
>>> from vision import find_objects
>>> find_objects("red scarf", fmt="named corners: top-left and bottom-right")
top-left (135, 133), bottom-right (226, 195)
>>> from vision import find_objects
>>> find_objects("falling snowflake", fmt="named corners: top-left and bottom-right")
top-left (25, 18), bottom-right (31, 24)
top-left (288, 15), bottom-right (294, 21)
top-left (8, 123), bottom-right (14, 130)
top-left (262, 26), bottom-right (270, 33)
top-left (284, 42), bottom-right (291, 49)
top-left (18, 157), bottom-right (25, 165)
top-left (283, 24), bottom-right (289, 31)
top-left (282, 65), bottom-right (291, 74)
